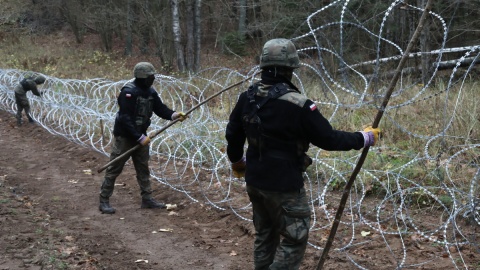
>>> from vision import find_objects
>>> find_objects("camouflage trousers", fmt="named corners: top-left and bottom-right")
top-left (99, 136), bottom-right (152, 202)
top-left (15, 93), bottom-right (33, 123)
top-left (246, 185), bottom-right (311, 270)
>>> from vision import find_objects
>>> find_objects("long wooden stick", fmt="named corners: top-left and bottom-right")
top-left (315, 1), bottom-right (433, 269)
top-left (97, 73), bottom-right (258, 173)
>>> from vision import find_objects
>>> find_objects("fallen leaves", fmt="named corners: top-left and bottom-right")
top-left (152, 228), bottom-right (174, 233)
top-left (360, 231), bottom-right (371, 237)
top-left (166, 203), bottom-right (177, 210)
top-left (65, 235), bottom-right (75, 242)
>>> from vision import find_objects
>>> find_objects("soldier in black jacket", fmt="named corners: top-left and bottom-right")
top-left (99, 62), bottom-right (187, 214)
top-left (14, 75), bottom-right (46, 125)
top-left (225, 38), bottom-right (380, 269)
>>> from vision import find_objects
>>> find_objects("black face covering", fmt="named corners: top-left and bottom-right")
top-left (260, 67), bottom-right (299, 92)
top-left (135, 75), bottom-right (155, 89)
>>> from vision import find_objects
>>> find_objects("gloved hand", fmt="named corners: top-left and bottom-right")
top-left (362, 126), bottom-right (380, 147)
top-left (138, 134), bottom-right (151, 146)
top-left (172, 112), bottom-right (187, 122)
top-left (231, 157), bottom-right (246, 178)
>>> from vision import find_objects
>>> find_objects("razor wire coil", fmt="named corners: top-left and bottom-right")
top-left (1, 1), bottom-right (479, 269)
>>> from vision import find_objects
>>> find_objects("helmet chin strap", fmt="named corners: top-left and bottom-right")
top-left (284, 70), bottom-right (293, 81)
top-left (270, 67), bottom-right (293, 81)
top-left (135, 77), bottom-right (155, 89)
top-left (135, 76), bottom-right (155, 89)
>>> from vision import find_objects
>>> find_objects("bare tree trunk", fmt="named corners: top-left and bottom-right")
top-left (60, 0), bottom-right (84, 44)
top-left (186, 0), bottom-right (195, 71)
top-left (184, 0), bottom-right (201, 72)
top-left (171, 0), bottom-right (186, 72)
top-left (124, 0), bottom-right (133, 56)
top-left (364, 57), bottom-right (480, 79)
top-left (92, 0), bottom-right (115, 52)
top-left (150, 2), bottom-right (173, 70)
top-left (194, 0), bottom-right (202, 72)
top-left (140, 0), bottom-right (150, 55)
top-left (338, 46), bottom-right (479, 71)
top-left (418, 0), bottom-right (432, 84)
top-left (238, 0), bottom-right (247, 36)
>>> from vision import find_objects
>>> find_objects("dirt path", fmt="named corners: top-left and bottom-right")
top-left (0, 109), bottom-right (254, 270)
top-left (1, 109), bottom-right (478, 270)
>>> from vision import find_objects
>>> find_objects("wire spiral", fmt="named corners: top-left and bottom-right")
top-left (1, 1), bottom-right (478, 268)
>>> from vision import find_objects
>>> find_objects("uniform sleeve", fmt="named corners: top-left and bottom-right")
top-left (225, 92), bottom-right (248, 163)
top-left (27, 80), bottom-right (42, 97)
top-left (116, 88), bottom-right (143, 140)
top-left (301, 99), bottom-right (365, 151)
top-left (30, 85), bottom-right (42, 97)
top-left (152, 91), bottom-right (175, 120)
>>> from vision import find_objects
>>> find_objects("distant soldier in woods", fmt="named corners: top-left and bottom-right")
top-left (14, 74), bottom-right (46, 126)
top-left (99, 62), bottom-right (187, 214)
top-left (225, 38), bottom-right (380, 269)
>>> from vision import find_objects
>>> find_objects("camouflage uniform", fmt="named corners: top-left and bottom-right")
top-left (99, 62), bottom-right (180, 214)
top-left (100, 136), bottom-right (152, 202)
top-left (226, 39), bottom-right (369, 269)
top-left (247, 185), bottom-right (311, 270)
top-left (14, 76), bottom-right (46, 125)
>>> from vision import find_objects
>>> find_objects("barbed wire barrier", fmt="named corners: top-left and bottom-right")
top-left (0, 1), bottom-right (479, 269)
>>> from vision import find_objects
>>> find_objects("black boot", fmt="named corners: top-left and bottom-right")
top-left (17, 119), bottom-right (22, 126)
top-left (28, 117), bottom-right (35, 124)
top-left (99, 201), bottom-right (116, 214)
top-left (141, 198), bottom-right (166, 209)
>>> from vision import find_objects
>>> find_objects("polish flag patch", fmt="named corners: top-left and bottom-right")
top-left (309, 103), bottom-right (317, 111)
top-left (126, 93), bottom-right (132, 98)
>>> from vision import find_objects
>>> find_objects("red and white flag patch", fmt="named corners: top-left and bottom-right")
top-left (309, 103), bottom-right (317, 111)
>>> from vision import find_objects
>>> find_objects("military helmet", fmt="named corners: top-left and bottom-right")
top-left (134, 62), bottom-right (156, 78)
top-left (259, 38), bottom-right (300, 69)
top-left (34, 75), bottom-right (46, 84)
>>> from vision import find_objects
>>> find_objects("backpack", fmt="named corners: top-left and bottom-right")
top-left (242, 83), bottom-right (312, 171)
top-left (20, 77), bottom-right (33, 90)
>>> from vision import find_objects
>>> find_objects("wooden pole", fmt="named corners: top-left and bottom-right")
top-left (99, 119), bottom-right (105, 146)
top-left (97, 72), bottom-right (258, 173)
top-left (315, 1), bottom-right (433, 269)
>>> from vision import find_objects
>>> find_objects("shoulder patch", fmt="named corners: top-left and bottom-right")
top-left (122, 82), bottom-right (136, 91)
top-left (277, 92), bottom-right (308, 108)
top-left (121, 82), bottom-right (137, 94)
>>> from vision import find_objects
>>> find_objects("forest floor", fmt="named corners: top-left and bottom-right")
top-left (0, 109), bottom-right (256, 270)
top-left (1, 109), bottom-right (479, 270)
top-left (1, 108), bottom-right (343, 270)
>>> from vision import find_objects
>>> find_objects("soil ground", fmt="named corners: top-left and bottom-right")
top-left (0, 109), bottom-right (479, 270)
top-left (0, 109), bottom-right (255, 270)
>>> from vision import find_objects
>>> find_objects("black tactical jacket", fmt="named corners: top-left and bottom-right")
top-left (14, 78), bottom-right (42, 97)
top-left (113, 81), bottom-right (174, 141)
top-left (226, 81), bottom-right (366, 192)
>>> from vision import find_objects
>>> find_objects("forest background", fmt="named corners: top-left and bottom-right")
top-left (1, 0), bottom-right (480, 80)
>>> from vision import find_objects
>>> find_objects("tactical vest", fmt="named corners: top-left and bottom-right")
top-left (242, 83), bottom-right (312, 171)
top-left (20, 77), bottom-right (32, 90)
top-left (124, 82), bottom-right (154, 132)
